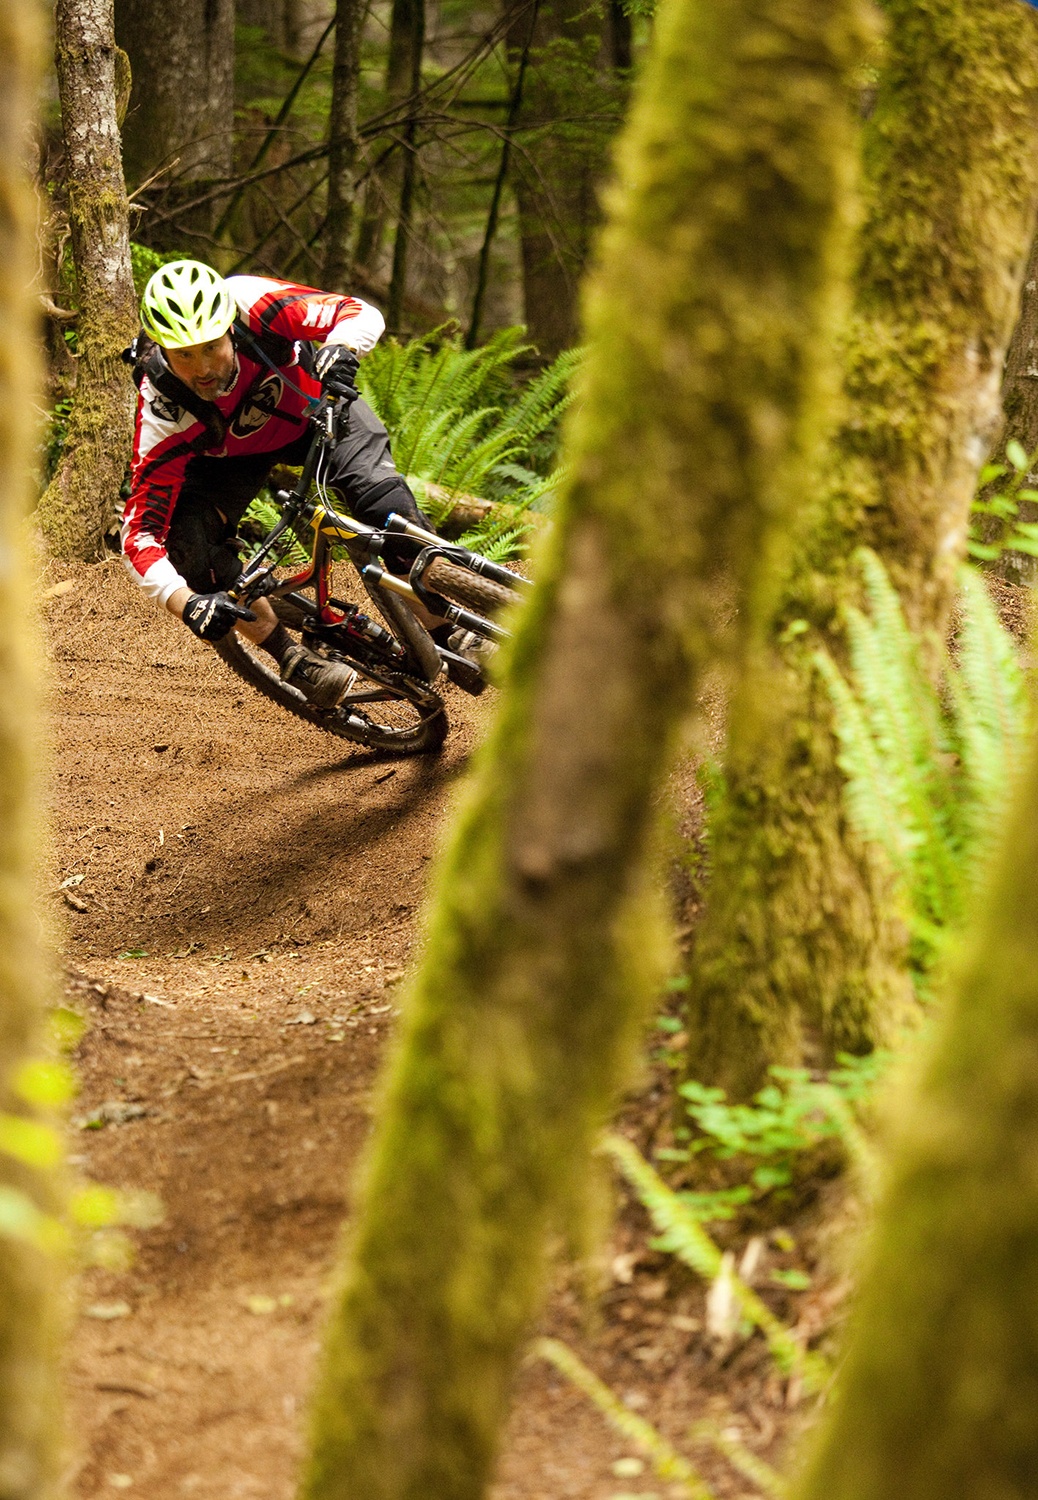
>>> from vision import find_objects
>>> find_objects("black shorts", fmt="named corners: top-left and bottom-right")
top-left (165, 397), bottom-right (425, 593)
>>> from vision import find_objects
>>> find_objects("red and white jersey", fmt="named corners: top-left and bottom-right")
top-left (122, 275), bottom-right (385, 606)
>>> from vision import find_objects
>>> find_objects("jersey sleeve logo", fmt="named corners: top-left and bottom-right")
top-left (230, 373), bottom-right (284, 438)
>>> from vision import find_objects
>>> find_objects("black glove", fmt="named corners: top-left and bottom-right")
top-left (182, 591), bottom-right (256, 642)
top-left (314, 344), bottom-right (360, 401)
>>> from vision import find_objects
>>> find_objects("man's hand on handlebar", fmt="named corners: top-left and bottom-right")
top-left (314, 344), bottom-right (360, 402)
top-left (182, 590), bottom-right (257, 642)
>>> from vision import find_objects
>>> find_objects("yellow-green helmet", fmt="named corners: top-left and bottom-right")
top-left (140, 259), bottom-right (235, 348)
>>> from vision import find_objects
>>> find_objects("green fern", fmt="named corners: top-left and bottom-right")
top-left (601, 1133), bottom-right (830, 1391)
top-left (816, 549), bottom-right (1030, 990)
top-left (357, 327), bottom-right (578, 557)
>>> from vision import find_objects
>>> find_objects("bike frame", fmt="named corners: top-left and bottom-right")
top-left (229, 395), bottom-right (529, 645)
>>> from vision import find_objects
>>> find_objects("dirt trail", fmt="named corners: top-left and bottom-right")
top-left (45, 559), bottom-right (789, 1500)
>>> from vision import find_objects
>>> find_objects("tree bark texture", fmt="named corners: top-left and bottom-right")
top-left (115, 0), bottom-right (235, 187)
top-left (322, 0), bottom-right (361, 289)
top-left (352, 0), bottom-right (423, 283)
top-left (298, 0), bottom-right (867, 1494)
top-left (0, 3), bottom-right (65, 1495)
top-left (986, 223), bottom-right (1038, 585)
top-left (37, 0), bottom-right (138, 562)
top-left (386, 0), bottom-right (425, 332)
top-left (794, 708), bottom-right (1038, 1499)
top-left (506, 0), bottom-right (625, 358)
top-left (684, 0), bottom-right (1038, 1099)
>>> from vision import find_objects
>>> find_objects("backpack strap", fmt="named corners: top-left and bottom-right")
top-left (231, 317), bottom-right (295, 369)
top-left (122, 331), bottom-right (227, 452)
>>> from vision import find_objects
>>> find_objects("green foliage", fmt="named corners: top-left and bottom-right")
top-left (358, 326), bottom-right (579, 551)
top-left (534, 1131), bottom-right (817, 1500)
top-left (673, 1052), bottom-right (887, 1192)
top-left (41, 394), bottom-right (73, 481)
top-left (968, 440), bottom-right (1038, 562)
top-left (815, 549), bottom-right (1030, 989)
top-left (603, 1133), bottom-right (829, 1389)
top-left (129, 242), bottom-right (184, 300)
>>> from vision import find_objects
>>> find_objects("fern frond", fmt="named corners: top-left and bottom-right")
top-left (819, 553), bottom-right (1031, 992)
top-left (535, 1339), bottom-right (715, 1499)
top-left (601, 1133), bottom-right (829, 1391)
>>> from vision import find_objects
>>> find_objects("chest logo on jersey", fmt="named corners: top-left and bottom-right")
top-left (230, 373), bottom-right (284, 438)
top-left (150, 392), bottom-right (183, 424)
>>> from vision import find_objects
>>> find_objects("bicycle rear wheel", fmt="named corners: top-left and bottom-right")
top-left (213, 632), bottom-right (447, 755)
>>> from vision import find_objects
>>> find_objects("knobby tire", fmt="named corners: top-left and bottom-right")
top-left (423, 557), bottom-right (519, 619)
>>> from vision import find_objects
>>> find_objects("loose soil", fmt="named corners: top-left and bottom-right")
top-left (46, 558), bottom-right (818, 1500)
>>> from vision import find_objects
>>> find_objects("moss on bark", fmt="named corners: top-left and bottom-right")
top-left (685, 0), bottom-right (1038, 1098)
top-left (0, 3), bottom-right (65, 1495)
top-left (298, 0), bottom-right (868, 1494)
top-left (794, 704), bottom-right (1038, 1499)
top-left (36, 0), bottom-right (137, 563)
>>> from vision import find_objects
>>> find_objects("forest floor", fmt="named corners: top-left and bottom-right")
top-left (44, 556), bottom-right (857, 1500)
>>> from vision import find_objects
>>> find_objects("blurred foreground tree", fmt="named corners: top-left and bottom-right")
top-left (0, 0), bottom-right (66, 1493)
top-left (685, 0), bottom-right (1038, 1098)
top-left (37, 0), bottom-right (137, 560)
top-left (794, 701), bottom-right (1038, 1498)
top-left (298, 0), bottom-right (868, 1493)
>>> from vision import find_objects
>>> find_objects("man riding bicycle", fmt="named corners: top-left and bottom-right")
top-left (122, 259), bottom-right (433, 709)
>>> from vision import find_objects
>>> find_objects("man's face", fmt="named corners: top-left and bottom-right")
top-left (164, 333), bottom-right (235, 398)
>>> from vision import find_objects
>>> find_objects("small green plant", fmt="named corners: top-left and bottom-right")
top-left (968, 439), bottom-right (1038, 562)
top-left (815, 549), bottom-right (1030, 991)
top-left (668, 1052), bottom-right (889, 1199)
top-left (41, 394), bottom-right (74, 481)
top-left (130, 242), bottom-right (185, 300)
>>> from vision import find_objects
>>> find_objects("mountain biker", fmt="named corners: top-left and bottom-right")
top-left (122, 259), bottom-right (434, 709)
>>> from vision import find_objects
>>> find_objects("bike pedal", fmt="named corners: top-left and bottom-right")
top-left (439, 648), bottom-right (486, 696)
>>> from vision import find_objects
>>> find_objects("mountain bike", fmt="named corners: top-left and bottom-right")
top-left (215, 393), bottom-right (530, 754)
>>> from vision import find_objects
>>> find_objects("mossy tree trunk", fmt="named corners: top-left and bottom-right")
top-left (36, 0), bottom-right (137, 563)
top-left (298, 0), bottom-right (868, 1495)
top-left (0, 2), bottom-right (65, 1494)
top-left (794, 708), bottom-right (1038, 1499)
top-left (322, 0), bottom-right (361, 290)
top-left (684, 0), bottom-right (1038, 1099)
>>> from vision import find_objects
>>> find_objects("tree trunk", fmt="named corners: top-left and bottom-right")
top-left (684, 0), bottom-right (1038, 1099)
top-left (0, 2), bottom-right (65, 1494)
top-left (322, 0), bottom-right (361, 289)
top-left (386, 0), bottom-right (424, 333)
top-left (986, 223), bottom-right (1038, 585)
top-left (794, 709), bottom-right (1038, 1499)
top-left (37, 0), bottom-right (138, 562)
top-left (298, 0), bottom-right (867, 1494)
top-left (353, 0), bottom-right (422, 284)
top-left (506, 0), bottom-right (624, 358)
top-left (237, 0), bottom-right (301, 54)
top-left (115, 0), bottom-right (235, 188)
top-left (466, 0), bottom-right (538, 349)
